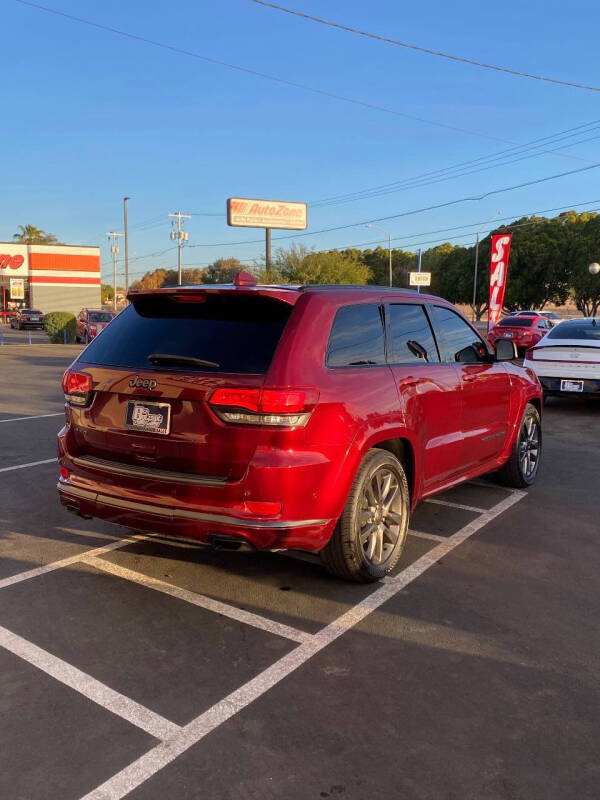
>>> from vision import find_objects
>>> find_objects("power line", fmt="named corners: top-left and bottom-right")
top-left (103, 201), bottom-right (599, 280)
top-left (186, 163), bottom-right (600, 248)
top-left (251, 0), bottom-right (600, 92)
top-left (13, 0), bottom-right (582, 149)
top-left (331, 206), bottom-right (600, 253)
top-left (311, 122), bottom-right (600, 208)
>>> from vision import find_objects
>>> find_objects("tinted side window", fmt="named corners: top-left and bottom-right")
top-left (388, 304), bottom-right (440, 364)
top-left (431, 306), bottom-right (488, 363)
top-left (327, 304), bottom-right (385, 367)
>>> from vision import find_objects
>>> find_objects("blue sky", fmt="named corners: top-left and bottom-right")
top-left (2, 0), bottom-right (599, 284)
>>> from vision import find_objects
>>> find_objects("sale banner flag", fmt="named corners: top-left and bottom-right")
top-left (488, 233), bottom-right (513, 331)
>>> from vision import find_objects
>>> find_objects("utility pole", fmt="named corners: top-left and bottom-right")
top-left (123, 197), bottom-right (131, 293)
top-left (106, 231), bottom-right (124, 312)
top-left (265, 228), bottom-right (272, 269)
top-left (169, 211), bottom-right (191, 283)
top-left (417, 248), bottom-right (422, 294)
top-left (365, 224), bottom-right (392, 286)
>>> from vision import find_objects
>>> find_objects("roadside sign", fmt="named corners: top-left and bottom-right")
top-left (409, 272), bottom-right (431, 287)
top-left (9, 278), bottom-right (25, 300)
top-left (227, 197), bottom-right (307, 230)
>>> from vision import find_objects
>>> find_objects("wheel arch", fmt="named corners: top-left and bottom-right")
top-left (528, 396), bottom-right (542, 417)
top-left (370, 436), bottom-right (416, 507)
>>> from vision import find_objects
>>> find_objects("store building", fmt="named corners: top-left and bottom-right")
top-left (0, 243), bottom-right (101, 323)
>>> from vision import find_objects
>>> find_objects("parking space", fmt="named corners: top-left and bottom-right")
top-left (1, 348), bottom-right (599, 800)
top-left (0, 324), bottom-right (51, 346)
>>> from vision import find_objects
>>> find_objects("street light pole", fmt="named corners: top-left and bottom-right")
top-left (472, 232), bottom-right (480, 320)
top-left (366, 224), bottom-right (392, 286)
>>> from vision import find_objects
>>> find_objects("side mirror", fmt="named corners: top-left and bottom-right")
top-left (495, 339), bottom-right (517, 361)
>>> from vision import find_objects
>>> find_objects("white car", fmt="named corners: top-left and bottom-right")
top-left (523, 318), bottom-right (600, 397)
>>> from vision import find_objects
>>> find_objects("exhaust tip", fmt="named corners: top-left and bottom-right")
top-left (207, 533), bottom-right (255, 552)
top-left (61, 500), bottom-right (92, 520)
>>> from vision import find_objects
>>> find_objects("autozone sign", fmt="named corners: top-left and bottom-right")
top-left (227, 197), bottom-right (308, 230)
top-left (0, 254), bottom-right (25, 270)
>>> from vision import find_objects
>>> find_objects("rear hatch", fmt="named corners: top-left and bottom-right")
top-left (69, 289), bottom-right (295, 480)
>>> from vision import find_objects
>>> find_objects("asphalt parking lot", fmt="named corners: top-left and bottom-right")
top-left (0, 324), bottom-right (50, 346)
top-left (1, 346), bottom-right (599, 800)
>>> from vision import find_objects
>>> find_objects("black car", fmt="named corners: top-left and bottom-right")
top-left (10, 309), bottom-right (45, 329)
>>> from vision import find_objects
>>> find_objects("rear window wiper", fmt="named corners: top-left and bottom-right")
top-left (147, 353), bottom-right (220, 368)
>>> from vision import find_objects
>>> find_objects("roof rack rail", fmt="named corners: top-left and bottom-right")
top-left (297, 284), bottom-right (419, 292)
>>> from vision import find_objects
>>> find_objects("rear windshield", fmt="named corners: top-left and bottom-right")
top-left (88, 312), bottom-right (114, 323)
top-left (498, 317), bottom-right (533, 327)
top-left (80, 293), bottom-right (293, 373)
top-left (547, 321), bottom-right (600, 341)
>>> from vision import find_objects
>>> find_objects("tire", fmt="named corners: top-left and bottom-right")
top-left (320, 449), bottom-right (410, 582)
top-left (497, 403), bottom-right (542, 488)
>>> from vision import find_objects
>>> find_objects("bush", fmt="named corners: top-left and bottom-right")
top-left (43, 311), bottom-right (77, 344)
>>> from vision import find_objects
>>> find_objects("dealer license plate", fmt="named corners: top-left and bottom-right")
top-left (125, 401), bottom-right (171, 434)
top-left (560, 379), bottom-right (583, 393)
top-left (502, 332), bottom-right (512, 338)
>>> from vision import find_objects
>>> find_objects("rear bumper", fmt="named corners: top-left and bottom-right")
top-left (57, 480), bottom-right (333, 550)
top-left (57, 430), bottom-right (338, 552)
top-left (539, 376), bottom-right (600, 395)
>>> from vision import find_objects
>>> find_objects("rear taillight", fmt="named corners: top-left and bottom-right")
top-left (524, 348), bottom-right (535, 361)
top-left (62, 370), bottom-right (93, 407)
top-left (209, 387), bottom-right (318, 427)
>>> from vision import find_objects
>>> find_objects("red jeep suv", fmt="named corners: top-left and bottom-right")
top-left (57, 276), bottom-right (543, 581)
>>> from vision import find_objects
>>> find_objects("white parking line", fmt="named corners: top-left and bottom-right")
top-left (0, 624), bottom-right (180, 741)
top-left (0, 536), bottom-right (140, 591)
top-left (83, 555), bottom-right (311, 645)
top-left (81, 489), bottom-right (526, 800)
top-left (0, 458), bottom-right (57, 473)
top-left (424, 498), bottom-right (487, 513)
top-left (0, 412), bottom-right (64, 423)
top-left (408, 530), bottom-right (447, 543)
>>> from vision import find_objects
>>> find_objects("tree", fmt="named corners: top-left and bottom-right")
top-left (360, 246), bottom-right (416, 287)
top-left (163, 268), bottom-right (205, 286)
top-left (101, 284), bottom-right (114, 303)
top-left (12, 224), bottom-right (59, 244)
top-left (564, 212), bottom-right (600, 316)
top-left (129, 268), bottom-right (170, 291)
top-left (269, 244), bottom-right (371, 284)
top-left (202, 258), bottom-right (244, 284)
top-left (499, 217), bottom-right (571, 311)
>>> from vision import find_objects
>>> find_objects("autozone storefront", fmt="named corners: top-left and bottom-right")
top-left (0, 243), bottom-right (101, 324)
